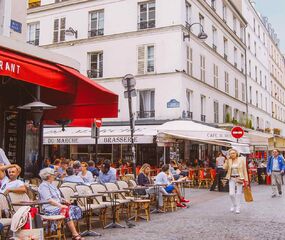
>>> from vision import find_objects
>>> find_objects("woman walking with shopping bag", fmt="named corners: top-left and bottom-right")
top-left (223, 149), bottom-right (249, 214)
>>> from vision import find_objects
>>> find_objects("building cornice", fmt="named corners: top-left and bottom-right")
top-left (247, 104), bottom-right (271, 118)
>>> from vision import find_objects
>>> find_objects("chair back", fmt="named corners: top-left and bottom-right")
top-left (75, 185), bottom-right (92, 195)
top-left (0, 193), bottom-right (11, 217)
top-left (60, 182), bottom-right (77, 191)
top-left (104, 182), bottom-right (119, 191)
top-left (128, 179), bottom-right (137, 187)
top-left (90, 183), bottom-right (107, 202)
top-left (116, 181), bottom-right (128, 190)
top-left (29, 178), bottom-right (41, 186)
top-left (7, 192), bottom-right (30, 213)
top-left (59, 186), bottom-right (75, 202)
top-left (51, 180), bottom-right (60, 188)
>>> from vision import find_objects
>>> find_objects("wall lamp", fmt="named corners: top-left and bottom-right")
top-left (65, 27), bottom-right (78, 39)
top-left (183, 22), bottom-right (208, 41)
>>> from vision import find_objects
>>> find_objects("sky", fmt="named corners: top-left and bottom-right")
top-left (255, 0), bottom-right (285, 53)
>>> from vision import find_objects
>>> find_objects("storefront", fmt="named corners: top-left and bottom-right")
top-left (43, 125), bottom-right (160, 166)
top-left (0, 36), bottom-right (118, 177)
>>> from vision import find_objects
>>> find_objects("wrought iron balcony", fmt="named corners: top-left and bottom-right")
top-left (87, 69), bottom-right (103, 78)
top-left (201, 114), bottom-right (206, 122)
top-left (88, 29), bottom-right (104, 38)
top-left (138, 20), bottom-right (155, 30)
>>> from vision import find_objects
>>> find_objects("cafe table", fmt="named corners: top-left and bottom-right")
top-left (12, 200), bottom-right (49, 207)
top-left (71, 193), bottom-right (103, 237)
top-left (172, 179), bottom-right (192, 198)
top-left (98, 189), bottom-right (130, 229)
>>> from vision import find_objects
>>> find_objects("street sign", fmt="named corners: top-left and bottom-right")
top-left (231, 126), bottom-right (244, 139)
top-left (10, 20), bottom-right (22, 33)
top-left (95, 118), bottom-right (102, 128)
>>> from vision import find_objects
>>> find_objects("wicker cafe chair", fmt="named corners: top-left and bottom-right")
top-left (116, 181), bottom-right (135, 200)
top-left (7, 192), bottom-right (30, 213)
top-left (198, 169), bottom-right (211, 189)
top-left (75, 185), bottom-right (108, 227)
top-left (128, 180), bottom-right (137, 188)
top-left (0, 194), bottom-right (12, 240)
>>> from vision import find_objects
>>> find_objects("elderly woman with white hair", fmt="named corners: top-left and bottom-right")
top-left (223, 148), bottom-right (248, 214)
top-left (38, 168), bottom-right (84, 240)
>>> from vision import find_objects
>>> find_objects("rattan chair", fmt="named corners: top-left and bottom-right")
top-left (0, 193), bottom-right (12, 239)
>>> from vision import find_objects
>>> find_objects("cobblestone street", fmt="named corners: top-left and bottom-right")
top-left (81, 185), bottom-right (285, 240)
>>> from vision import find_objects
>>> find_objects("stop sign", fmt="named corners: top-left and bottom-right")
top-left (94, 118), bottom-right (102, 128)
top-left (231, 126), bottom-right (244, 139)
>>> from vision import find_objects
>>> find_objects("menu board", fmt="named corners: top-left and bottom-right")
top-left (4, 111), bottom-right (18, 163)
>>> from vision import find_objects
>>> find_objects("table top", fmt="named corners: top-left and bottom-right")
top-left (146, 183), bottom-right (167, 187)
top-left (98, 189), bottom-right (129, 194)
top-left (12, 200), bottom-right (49, 206)
top-left (123, 186), bottom-right (149, 190)
top-left (71, 193), bottom-right (103, 199)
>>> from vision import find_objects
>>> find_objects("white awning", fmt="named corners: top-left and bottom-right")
top-left (245, 130), bottom-right (272, 147)
top-left (43, 125), bottom-right (158, 145)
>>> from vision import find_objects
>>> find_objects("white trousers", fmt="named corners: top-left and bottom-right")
top-left (229, 178), bottom-right (243, 210)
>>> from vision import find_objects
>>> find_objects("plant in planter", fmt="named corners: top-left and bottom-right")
top-left (225, 112), bottom-right (232, 123)
top-left (273, 128), bottom-right (281, 135)
top-left (265, 128), bottom-right (271, 133)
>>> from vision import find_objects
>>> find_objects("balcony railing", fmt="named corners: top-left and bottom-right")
top-left (88, 29), bottom-right (104, 38)
top-left (137, 111), bottom-right (155, 119)
top-left (87, 69), bottom-right (103, 78)
top-left (201, 114), bottom-right (206, 122)
top-left (212, 44), bottom-right (217, 52)
top-left (224, 54), bottom-right (228, 61)
top-left (27, 39), bottom-right (39, 46)
top-left (138, 20), bottom-right (155, 30)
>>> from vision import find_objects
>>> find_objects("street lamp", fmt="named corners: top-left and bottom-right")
top-left (183, 22), bottom-right (208, 41)
top-left (122, 74), bottom-right (137, 179)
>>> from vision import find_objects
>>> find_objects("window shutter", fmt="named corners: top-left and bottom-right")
top-left (60, 17), bottom-right (66, 42)
top-left (186, 46), bottom-right (190, 74)
top-left (53, 19), bottom-right (59, 43)
top-left (138, 45), bottom-right (145, 74)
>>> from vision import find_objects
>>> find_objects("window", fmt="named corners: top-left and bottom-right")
top-left (233, 16), bottom-right (237, 33)
top-left (186, 90), bottom-right (193, 118)
top-left (249, 86), bottom-right (252, 104)
top-left (137, 90), bottom-right (155, 119)
top-left (53, 17), bottom-right (65, 43)
top-left (253, 18), bottom-right (256, 32)
top-left (234, 47), bottom-right (237, 67)
top-left (225, 72), bottom-right (229, 94)
top-left (211, 0), bottom-right (216, 10)
top-left (240, 24), bottom-right (244, 42)
top-left (212, 26), bottom-right (217, 50)
top-left (241, 54), bottom-right (244, 73)
top-left (87, 52), bottom-right (103, 78)
top-left (261, 93), bottom-right (263, 109)
top-left (200, 55), bottom-right (205, 82)
top-left (254, 41), bottom-right (257, 56)
top-left (256, 90), bottom-right (258, 107)
top-left (235, 79), bottom-right (238, 99)
top-left (27, 22), bottom-right (40, 46)
top-left (258, 25), bottom-right (260, 38)
top-left (214, 101), bottom-right (219, 123)
top-left (247, 33), bottom-right (251, 50)
top-left (185, 2), bottom-right (191, 24)
top-left (222, 3), bottom-right (227, 22)
top-left (242, 83), bottom-right (245, 101)
top-left (260, 70), bottom-right (262, 85)
top-left (137, 45), bottom-right (155, 74)
top-left (248, 60), bottom-right (251, 77)
top-left (265, 75), bottom-right (267, 90)
top-left (186, 46), bottom-right (193, 76)
top-left (89, 10), bottom-right (104, 37)
top-left (265, 97), bottom-right (268, 112)
top-left (213, 64), bottom-right (218, 88)
top-left (199, 14), bottom-right (205, 31)
top-left (201, 95), bottom-right (206, 122)
top-left (138, 1), bottom-right (155, 30)
top-left (255, 66), bottom-right (257, 81)
top-left (223, 37), bottom-right (228, 60)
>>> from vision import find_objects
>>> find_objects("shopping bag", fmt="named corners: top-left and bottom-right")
top-left (244, 186), bottom-right (253, 202)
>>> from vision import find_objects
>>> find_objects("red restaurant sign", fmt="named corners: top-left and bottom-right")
top-left (231, 126), bottom-right (244, 139)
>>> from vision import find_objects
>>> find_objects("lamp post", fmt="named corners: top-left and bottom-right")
top-left (183, 22), bottom-right (208, 41)
top-left (122, 74), bottom-right (137, 179)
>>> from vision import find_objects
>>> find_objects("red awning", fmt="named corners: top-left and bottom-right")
top-left (0, 47), bottom-right (118, 119)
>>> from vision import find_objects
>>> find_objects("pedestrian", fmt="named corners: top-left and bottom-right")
top-left (223, 149), bottom-right (248, 214)
top-left (210, 152), bottom-right (226, 191)
top-left (266, 149), bottom-right (285, 198)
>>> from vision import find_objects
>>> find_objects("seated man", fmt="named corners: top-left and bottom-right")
top-left (98, 160), bottom-right (117, 184)
top-left (155, 164), bottom-right (189, 208)
top-left (64, 167), bottom-right (85, 184)
top-left (0, 165), bottom-right (27, 194)
top-left (87, 160), bottom-right (99, 177)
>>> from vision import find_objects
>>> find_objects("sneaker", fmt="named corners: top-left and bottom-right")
top-left (230, 207), bottom-right (235, 212)
top-left (176, 202), bottom-right (187, 208)
top-left (235, 209), bottom-right (240, 214)
top-left (279, 191), bottom-right (282, 196)
top-left (272, 194), bottom-right (277, 198)
top-left (180, 198), bottom-right (190, 203)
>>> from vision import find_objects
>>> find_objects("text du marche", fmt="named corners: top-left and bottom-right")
top-left (0, 60), bottom-right (21, 75)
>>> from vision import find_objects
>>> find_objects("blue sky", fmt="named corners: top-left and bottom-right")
top-left (255, 0), bottom-right (285, 53)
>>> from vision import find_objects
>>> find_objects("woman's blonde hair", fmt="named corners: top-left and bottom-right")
top-left (228, 148), bottom-right (239, 158)
top-left (139, 163), bottom-right (150, 174)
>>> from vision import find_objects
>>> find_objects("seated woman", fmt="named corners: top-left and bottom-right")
top-left (38, 168), bottom-right (84, 240)
top-left (137, 163), bottom-right (168, 212)
top-left (155, 164), bottom-right (190, 208)
top-left (78, 162), bottom-right (94, 183)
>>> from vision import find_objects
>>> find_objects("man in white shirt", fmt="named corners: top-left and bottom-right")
top-left (0, 165), bottom-right (26, 194)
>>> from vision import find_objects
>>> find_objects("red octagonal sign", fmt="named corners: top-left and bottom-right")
top-left (94, 118), bottom-right (102, 128)
top-left (231, 126), bottom-right (244, 139)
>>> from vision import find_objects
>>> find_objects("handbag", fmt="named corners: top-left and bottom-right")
top-left (244, 186), bottom-right (253, 202)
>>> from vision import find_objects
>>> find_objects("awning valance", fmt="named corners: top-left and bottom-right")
top-left (0, 46), bottom-right (118, 119)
